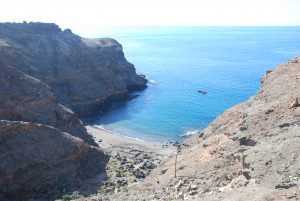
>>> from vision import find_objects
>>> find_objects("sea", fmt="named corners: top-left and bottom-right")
top-left (78, 26), bottom-right (300, 142)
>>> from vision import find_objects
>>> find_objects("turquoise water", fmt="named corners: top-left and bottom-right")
top-left (83, 27), bottom-right (300, 142)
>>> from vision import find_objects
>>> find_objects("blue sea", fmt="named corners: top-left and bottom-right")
top-left (79, 27), bottom-right (300, 142)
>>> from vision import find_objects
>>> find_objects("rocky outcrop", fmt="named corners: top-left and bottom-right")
top-left (0, 64), bottom-right (96, 146)
top-left (0, 120), bottom-right (109, 200)
top-left (0, 22), bottom-right (147, 117)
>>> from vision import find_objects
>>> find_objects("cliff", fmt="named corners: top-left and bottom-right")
top-left (0, 22), bottom-right (147, 200)
top-left (0, 22), bottom-right (147, 117)
top-left (0, 64), bottom-right (96, 146)
top-left (89, 57), bottom-right (300, 200)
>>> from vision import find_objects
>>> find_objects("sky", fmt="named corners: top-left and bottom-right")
top-left (1, 0), bottom-right (300, 30)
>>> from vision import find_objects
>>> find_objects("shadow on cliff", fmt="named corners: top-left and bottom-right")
top-left (83, 91), bottom-right (147, 125)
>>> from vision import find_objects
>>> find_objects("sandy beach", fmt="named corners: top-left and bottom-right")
top-left (86, 125), bottom-right (176, 157)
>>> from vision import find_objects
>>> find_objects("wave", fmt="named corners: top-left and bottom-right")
top-left (121, 135), bottom-right (146, 142)
top-left (148, 79), bottom-right (156, 84)
top-left (181, 129), bottom-right (199, 137)
top-left (93, 124), bottom-right (145, 142)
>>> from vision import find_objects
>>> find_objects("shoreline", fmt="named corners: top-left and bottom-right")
top-left (84, 125), bottom-right (177, 194)
top-left (85, 122), bottom-right (184, 144)
top-left (88, 125), bottom-right (152, 143)
top-left (86, 125), bottom-right (176, 157)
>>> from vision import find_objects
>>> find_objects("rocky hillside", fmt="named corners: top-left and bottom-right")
top-left (0, 121), bottom-right (108, 200)
top-left (0, 22), bottom-right (147, 117)
top-left (86, 57), bottom-right (300, 200)
top-left (0, 22), bottom-right (147, 200)
top-left (0, 64), bottom-right (96, 146)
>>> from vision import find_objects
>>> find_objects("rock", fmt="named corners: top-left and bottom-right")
top-left (278, 122), bottom-right (292, 128)
top-left (143, 161), bottom-right (156, 169)
top-left (275, 182), bottom-right (297, 189)
top-left (176, 191), bottom-right (184, 199)
top-left (143, 154), bottom-right (151, 159)
top-left (239, 137), bottom-right (256, 146)
top-left (121, 156), bottom-right (127, 162)
top-left (104, 187), bottom-right (114, 193)
top-left (0, 64), bottom-right (96, 146)
top-left (188, 191), bottom-right (197, 195)
top-left (115, 152), bottom-right (121, 160)
top-left (189, 184), bottom-right (198, 190)
top-left (160, 168), bottom-right (168, 175)
top-left (114, 188), bottom-right (119, 194)
top-left (133, 158), bottom-right (143, 164)
top-left (125, 163), bottom-right (134, 170)
top-left (203, 143), bottom-right (209, 148)
top-left (175, 180), bottom-right (185, 191)
top-left (242, 169), bottom-right (252, 180)
top-left (265, 70), bottom-right (273, 75)
top-left (133, 169), bottom-right (145, 179)
top-left (134, 152), bottom-right (141, 157)
top-left (265, 109), bottom-right (274, 114)
top-left (116, 178), bottom-right (128, 187)
top-left (239, 126), bottom-right (248, 131)
top-left (0, 120), bottom-right (109, 200)
top-left (289, 97), bottom-right (299, 108)
top-left (0, 22), bottom-right (147, 118)
top-left (115, 171), bottom-right (122, 177)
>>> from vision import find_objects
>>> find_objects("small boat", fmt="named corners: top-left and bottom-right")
top-left (198, 90), bottom-right (208, 94)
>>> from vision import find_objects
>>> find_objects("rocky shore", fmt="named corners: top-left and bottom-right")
top-left (49, 125), bottom-right (176, 201)
top-left (82, 126), bottom-right (176, 199)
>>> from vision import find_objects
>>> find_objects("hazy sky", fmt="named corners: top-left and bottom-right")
top-left (1, 0), bottom-right (300, 29)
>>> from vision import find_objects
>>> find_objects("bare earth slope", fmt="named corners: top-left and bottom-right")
top-left (83, 57), bottom-right (300, 200)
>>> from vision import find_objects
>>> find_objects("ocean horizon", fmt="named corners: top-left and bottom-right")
top-left (82, 26), bottom-right (300, 142)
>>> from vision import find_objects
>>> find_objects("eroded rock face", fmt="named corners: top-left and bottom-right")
top-left (0, 120), bottom-right (109, 200)
top-left (0, 64), bottom-right (96, 146)
top-left (0, 22), bottom-right (147, 117)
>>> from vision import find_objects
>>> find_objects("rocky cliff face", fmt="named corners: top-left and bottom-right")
top-left (0, 64), bottom-right (96, 146)
top-left (0, 22), bottom-right (147, 117)
top-left (94, 57), bottom-right (300, 200)
top-left (0, 22), bottom-right (147, 200)
top-left (0, 120), bottom-right (108, 200)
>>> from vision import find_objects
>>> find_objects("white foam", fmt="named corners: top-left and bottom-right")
top-left (148, 79), bottom-right (156, 84)
top-left (93, 124), bottom-right (145, 142)
top-left (181, 129), bottom-right (199, 137)
top-left (122, 135), bottom-right (146, 142)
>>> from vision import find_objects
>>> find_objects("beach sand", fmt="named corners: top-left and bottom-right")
top-left (86, 125), bottom-right (176, 160)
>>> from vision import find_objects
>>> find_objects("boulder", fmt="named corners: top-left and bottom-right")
top-left (0, 120), bottom-right (109, 200)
